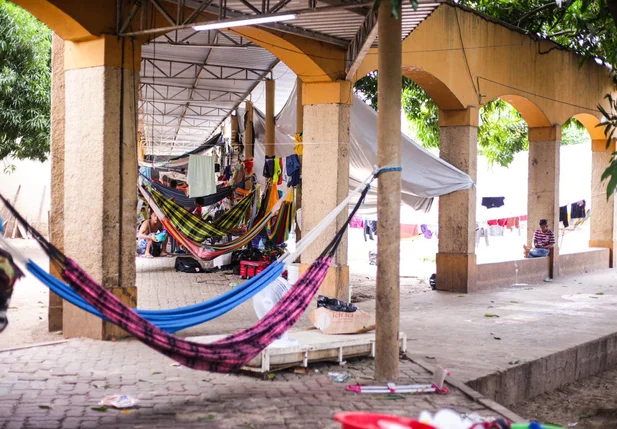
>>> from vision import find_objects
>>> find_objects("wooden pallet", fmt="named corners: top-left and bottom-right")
top-left (188, 329), bottom-right (407, 373)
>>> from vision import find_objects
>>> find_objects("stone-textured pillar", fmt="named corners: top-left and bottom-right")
top-left (590, 139), bottom-right (617, 267)
top-left (62, 35), bottom-right (141, 340)
top-left (528, 126), bottom-right (560, 278)
top-left (375, 0), bottom-right (402, 382)
top-left (436, 108), bottom-right (478, 293)
top-left (49, 33), bottom-right (65, 332)
top-left (300, 81), bottom-right (352, 301)
top-left (265, 79), bottom-right (275, 157)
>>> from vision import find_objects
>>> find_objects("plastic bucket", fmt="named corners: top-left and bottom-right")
top-left (287, 263), bottom-right (300, 285)
top-left (334, 412), bottom-right (436, 429)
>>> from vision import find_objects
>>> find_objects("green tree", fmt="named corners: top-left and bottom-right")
top-left (0, 0), bottom-right (51, 165)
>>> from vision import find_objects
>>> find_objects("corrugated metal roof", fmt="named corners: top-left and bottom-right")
top-left (140, 0), bottom-right (441, 155)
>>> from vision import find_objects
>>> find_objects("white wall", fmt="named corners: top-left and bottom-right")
top-left (0, 158), bottom-right (50, 236)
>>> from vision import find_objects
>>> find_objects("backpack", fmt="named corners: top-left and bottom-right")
top-left (174, 257), bottom-right (203, 273)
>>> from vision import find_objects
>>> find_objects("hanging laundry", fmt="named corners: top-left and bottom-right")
top-left (272, 158), bottom-right (282, 184)
top-left (505, 217), bottom-right (519, 230)
top-left (243, 158), bottom-right (254, 176)
top-left (223, 165), bottom-right (232, 181)
top-left (294, 132), bottom-right (303, 156)
top-left (278, 158), bottom-right (284, 185)
top-left (286, 154), bottom-right (301, 187)
top-left (349, 215), bottom-right (363, 229)
top-left (263, 156), bottom-right (275, 178)
top-left (481, 197), bottom-right (505, 209)
top-left (139, 166), bottom-right (152, 179)
top-left (420, 224), bottom-right (433, 239)
top-left (571, 200), bottom-right (586, 219)
top-left (188, 155), bottom-right (216, 198)
top-left (363, 219), bottom-right (374, 241)
top-left (559, 205), bottom-right (569, 228)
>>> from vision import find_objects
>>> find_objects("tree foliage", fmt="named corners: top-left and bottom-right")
top-left (0, 0), bottom-right (51, 164)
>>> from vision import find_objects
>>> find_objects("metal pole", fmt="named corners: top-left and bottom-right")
top-left (245, 101), bottom-right (254, 158)
top-left (295, 77), bottom-right (303, 241)
top-left (265, 78), bottom-right (276, 157)
top-left (375, 0), bottom-right (402, 381)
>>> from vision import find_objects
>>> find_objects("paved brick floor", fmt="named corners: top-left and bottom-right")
top-left (0, 250), bottom-right (515, 428)
top-left (0, 339), bottom-right (506, 429)
top-left (136, 256), bottom-right (314, 338)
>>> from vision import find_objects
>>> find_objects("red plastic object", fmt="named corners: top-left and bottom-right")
top-left (239, 260), bottom-right (269, 279)
top-left (334, 412), bottom-right (436, 429)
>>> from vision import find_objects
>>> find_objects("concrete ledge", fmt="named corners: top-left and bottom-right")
top-left (476, 257), bottom-right (549, 292)
top-left (467, 331), bottom-right (617, 406)
top-left (476, 249), bottom-right (610, 292)
top-left (412, 357), bottom-right (524, 422)
top-left (558, 248), bottom-right (609, 277)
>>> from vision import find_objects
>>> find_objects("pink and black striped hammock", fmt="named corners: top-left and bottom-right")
top-left (0, 185), bottom-right (369, 373)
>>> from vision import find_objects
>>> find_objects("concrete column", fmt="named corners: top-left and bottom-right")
top-left (295, 77), bottom-right (303, 241)
top-left (62, 35), bottom-right (141, 340)
top-left (590, 139), bottom-right (617, 267)
top-left (375, 0), bottom-right (402, 382)
top-left (528, 126), bottom-right (561, 278)
top-left (244, 101), bottom-right (254, 159)
top-left (300, 80), bottom-right (352, 301)
top-left (436, 108), bottom-right (478, 293)
top-left (265, 79), bottom-right (275, 157)
top-left (49, 33), bottom-right (65, 332)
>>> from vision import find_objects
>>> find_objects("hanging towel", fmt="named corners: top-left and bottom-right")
top-left (559, 205), bottom-right (569, 228)
top-left (571, 200), bottom-right (586, 219)
top-left (188, 155), bottom-right (216, 198)
top-left (481, 197), bottom-right (505, 209)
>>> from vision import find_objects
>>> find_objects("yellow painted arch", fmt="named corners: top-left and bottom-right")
top-left (573, 113), bottom-right (607, 141)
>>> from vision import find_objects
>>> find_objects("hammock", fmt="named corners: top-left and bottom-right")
top-left (151, 180), bottom-right (232, 210)
top-left (143, 173), bottom-right (252, 210)
top-left (0, 172), bottom-right (373, 334)
top-left (0, 181), bottom-right (371, 372)
top-left (149, 186), bottom-right (256, 242)
top-left (266, 195), bottom-right (295, 245)
top-left (140, 184), bottom-right (290, 261)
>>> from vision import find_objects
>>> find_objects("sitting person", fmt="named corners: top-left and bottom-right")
top-left (524, 219), bottom-right (555, 258)
top-left (192, 197), bottom-right (205, 218)
top-left (136, 209), bottom-right (169, 258)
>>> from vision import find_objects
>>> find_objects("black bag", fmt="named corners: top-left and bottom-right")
top-left (150, 242), bottom-right (162, 257)
top-left (429, 273), bottom-right (436, 290)
top-left (174, 257), bottom-right (203, 273)
top-left (317, 295), bottom-right (357, 313)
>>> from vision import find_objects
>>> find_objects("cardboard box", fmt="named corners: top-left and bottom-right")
top-left (309, 307), bottom-right (376, 335)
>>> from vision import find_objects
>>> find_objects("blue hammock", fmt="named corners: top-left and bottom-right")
top-left (28, 259), bottom-right (285, 333)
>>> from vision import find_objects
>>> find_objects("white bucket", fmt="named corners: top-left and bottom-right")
top-left (287, 263), bottom-right (300, 285)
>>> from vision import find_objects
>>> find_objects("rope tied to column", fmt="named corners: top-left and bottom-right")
top-left (373, 165), bottom-right (402, 178)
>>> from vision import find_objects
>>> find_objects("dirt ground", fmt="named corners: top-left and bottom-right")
top-left (512, 365), bottom-right (617, 428)
top-left (350, 272), bottom-right (430, 303)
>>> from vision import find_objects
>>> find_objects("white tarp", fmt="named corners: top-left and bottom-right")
top-left (241, 85), bottom-right (473, 214)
